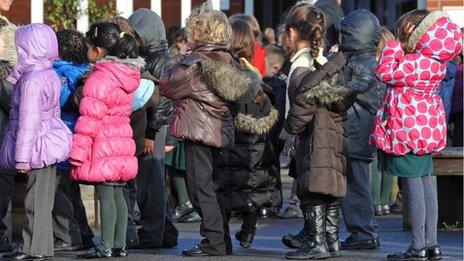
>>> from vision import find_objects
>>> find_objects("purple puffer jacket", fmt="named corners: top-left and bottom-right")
top-left (0, 23), bottom-right (72, 170)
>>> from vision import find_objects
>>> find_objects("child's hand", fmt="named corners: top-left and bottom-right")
top-left (381, 120), bottom-right (387, 128)
top-left (329, 44), bottom-right (339, 53)
top-left (144, 139), bottom-right (155, 155)
top-left (165, 145), bottom-right (175, 153)
top-left (17, 169), bottom-right (29, 174)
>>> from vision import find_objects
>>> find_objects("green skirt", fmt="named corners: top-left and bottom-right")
top-left (164, 142), bottom-right (186, 171)
top-left (379, 151), bottom-right (433, 178)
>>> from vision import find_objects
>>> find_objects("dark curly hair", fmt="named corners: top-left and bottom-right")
top-left (284, 3), bottom-right (326, 59)
top-left (56, 29), bottom-right (88, 64)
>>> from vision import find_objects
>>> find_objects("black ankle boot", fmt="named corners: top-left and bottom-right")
top-left (235, 211), bottom-right (258, 248)
top-left (282, 208), bottom-right (311, 249)
top-left (285, 205), bottom-right (330, 260)
top-left (325, 201), bottom-right (342, 257)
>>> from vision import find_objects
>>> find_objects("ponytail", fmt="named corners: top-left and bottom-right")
top-left (86, 22), bottom-right (139, 59)
top-left (113, 33), bottom-right (139, 59)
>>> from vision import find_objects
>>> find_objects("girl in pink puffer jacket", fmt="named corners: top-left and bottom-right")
top-left (69, 22), bottom-right (143, 258)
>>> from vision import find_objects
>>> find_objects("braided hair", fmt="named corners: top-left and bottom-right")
top-left (284, 3), bottom-right (326, 59)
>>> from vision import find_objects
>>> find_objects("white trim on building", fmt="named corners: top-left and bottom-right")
top-left (116, 0), bottom-right (134, 18)
top-left (151, 0), bottom-right (162, 17)
top-left (30, 0), bottom-right (44, 23)
top-left (180, 0), bottom-right (191, 27)
top-left (77, 0), bottom-right (89, 33)
top-left (244, 0), bottom-right (254, 15)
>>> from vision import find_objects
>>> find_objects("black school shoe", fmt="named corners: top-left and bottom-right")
top-left (427, 245), bottom-right (442, 260)
top-left (387, 246), bottom-right (427, 261)
top-left (77, 248), bottom-right (112, 259)
top-left (341, 235), bottom-right (380, 250)
top-left (54, 240), bottom-right (82, 251)
top-left (182, 245), bottom-right (226, 257)
top-left (2, 252), bottom-right (52, 260)
top-left (112, 247), bottom-right (128, 258)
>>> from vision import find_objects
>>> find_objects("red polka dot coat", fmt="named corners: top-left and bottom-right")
top-left (371, 11), bottom-right (462, 156)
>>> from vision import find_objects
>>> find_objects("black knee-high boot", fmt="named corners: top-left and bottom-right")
top-left (235, 211), bottom-right (258, 248)
top-left (286, 205), bottom-right (329, 260)
top-left (325, 201), bottom-right (342, 257)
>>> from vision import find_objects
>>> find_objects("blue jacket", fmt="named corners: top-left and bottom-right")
top-left (53, 60), bottom-right (90, 132)
top-left (438, 61), bottom-right (457, 123)
top-left (53, 60), bottom-right (90, 171)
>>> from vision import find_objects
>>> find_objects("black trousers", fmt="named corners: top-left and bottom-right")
top-left (52, 169), bottom-right (82, 246)
top-left (184, 141), bottom-right (231, 255)
top-left (69, 181), bottom-right (94, 244)
top-left (125, 126), bottom-right (178, 246)
top-left (0, 168), bottom-right (14, 242)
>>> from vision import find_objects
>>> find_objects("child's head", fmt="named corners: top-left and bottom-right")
top-left (284, 3), bottom-right (326, 58)
top-left (230, 14), bottom-right (261, 41)
top-left (265, 45), bottom-right (285, 77)
top-left (56, 29), bottom-right (88, 64)
top-left (170, 27), bottom-right (188, 55)
top-left (395, 9), bottom-right (430, 53)
top-left (264, 27), bottom-right (276, 45)
top-left (376, 27), bottom-right (394, 60)
top-left (230, 19), bottom-right (255, 61)
top-left (107, 16), bottom-right (136, 37)
top-left (186, 8), bottom-right (232, 48)
top-left (85, 22), bottom-right (139, 63)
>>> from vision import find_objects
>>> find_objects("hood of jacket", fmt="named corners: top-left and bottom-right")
top-left (338, 9), bottom-right (380, 56)
top-left (128, 8), bottom-right (168, 54)
top-left (95, 56), bottom-right (145, 94)
top-left (199, 58), bottom-right (261, 103)
top-left (9, 23), bottom-right (58, 84)
top-left (315, 0), bottom-right (344, 48)
top-left (301, 53), bottom-right (349, 105)
top-left (407, 11), bottom-right (462, 62)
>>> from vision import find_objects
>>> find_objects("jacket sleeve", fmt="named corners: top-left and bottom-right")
top-left (69, 75), bottom-right (108, 166)
top-left (146, 93), bottom-right (173, 138)
top-left (14, 80), bottom-right (42, 169)
top-left (376, 40), bottom-right (416, 86)
top-left (160, 62), bottom-right (192, 101)
top-left (285, 91), bottom-right (317, 135)
top-left (0, 79), bottom-right (12, 115)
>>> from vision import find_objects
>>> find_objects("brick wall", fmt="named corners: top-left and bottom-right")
top-left (427, 0), bottom-right (464, 9)
top-left (3, 0), bottom-right (30, 25)
top-left (134, 0), bottom-right (151, 10)
top-left (162, 0), bottom-right (181, 29)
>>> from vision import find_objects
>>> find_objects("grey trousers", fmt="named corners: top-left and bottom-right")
top-left (21, 165), bottom-right (56, 256)
top-left (130, 126), bottom-right (178, 245)
top-left (52, 169), bottom-right (82, 245)
top-left (0, 169), bottom-right (14, 242)
top-left (340, 159), bottom-right (379, 241)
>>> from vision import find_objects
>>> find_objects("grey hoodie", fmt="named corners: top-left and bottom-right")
top-left (128, 8), bottom-right (168, 54)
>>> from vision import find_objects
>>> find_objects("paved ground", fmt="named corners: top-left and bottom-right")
top-left (50, 174), bottom-right (463, 261)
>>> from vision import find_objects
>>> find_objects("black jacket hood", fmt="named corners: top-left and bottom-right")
top-left (337, 9), bottom-right (380, 56)
top-left (315, 0), bottom-right (344, 49)
top-left (128, 8), bottom-right (168, 54)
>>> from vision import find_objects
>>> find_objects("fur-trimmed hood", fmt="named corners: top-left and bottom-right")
top-left (234, 107), bottom-right (278, 135)
top-left (2, 23), bottom-right (17, 66)
top-left (299, 53), bottom-right (349, 106)
top-left (199, 59), bottom-right (261, 102)
top-left (407, 10), bottom-right (462, 62)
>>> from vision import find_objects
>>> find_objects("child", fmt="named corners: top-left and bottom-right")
top-left (217, 18), bottom-right (279, 249)
top-left (282, 3), bottom-right (352, 259)
top-left (69, 22), bottom-right (143, 259)
top-left (52, 29), bottom-right (93, 251)
top-left (372, 27), bottom-right (395, 217)
top-left (0, 17), bottom-right (16, 253)
top-left (371, 10), bottom-right (462, 261)
top-left (161, 5), bottom-right (259, 257)
top-left (336, 9), bottom-right (383, 251)
top-left (0, 23), bottom-right (72, 261)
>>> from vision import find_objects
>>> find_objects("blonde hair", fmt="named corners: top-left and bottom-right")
top-left (186, 9), bottom-right (232, 46)
top-left (376, 27), bottom-right (394, 60)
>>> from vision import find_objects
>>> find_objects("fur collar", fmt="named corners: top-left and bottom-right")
top-left (199, 59), bottom-right (261, 102)
top-left (407, 10), bottom-right (447, 51)
top-left (234, 107), bottom-right (279, 135)
top-left (3, 23), bottom-right (17, 66)
top-left (303, 76), bottom-right (349, 106)
top-left (98, 55), bottom-right (146, 68)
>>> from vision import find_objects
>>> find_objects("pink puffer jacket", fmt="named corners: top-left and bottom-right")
top-left (371, 11), bottom-right (462, 156)
top-left (69, 57), bottom-right (143, 183)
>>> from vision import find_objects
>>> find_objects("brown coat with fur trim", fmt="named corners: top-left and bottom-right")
top-left (161, 44), bottom-right (260, 149)
top-left (285, 53), bottom-right (353, 198)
